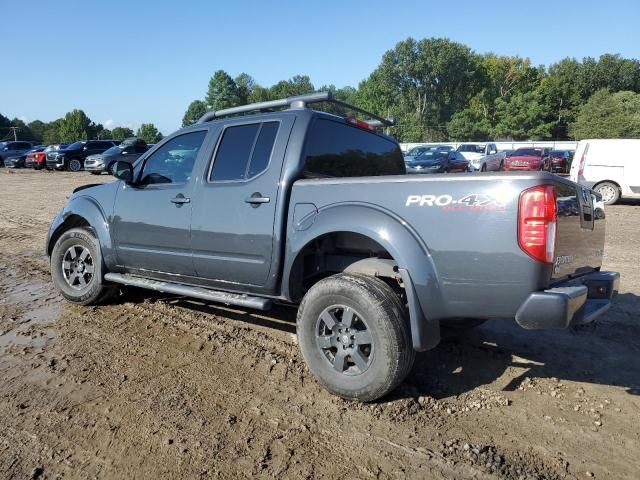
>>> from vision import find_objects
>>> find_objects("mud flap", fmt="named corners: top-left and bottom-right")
top-left (398, 268), bottom-right (440, 351)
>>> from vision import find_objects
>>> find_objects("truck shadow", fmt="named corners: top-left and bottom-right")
top-left (403, 292), bottom-right (640, 400)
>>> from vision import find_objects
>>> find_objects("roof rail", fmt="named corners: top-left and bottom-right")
top-left (196, 91), bottom-right (395, 127)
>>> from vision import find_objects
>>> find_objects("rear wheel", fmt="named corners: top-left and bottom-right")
top-left (68, 158), bottom-right (82, 172)
top-left (50, 227), bottom-right (117, 305)
top-left (594, 181), bottom-right (620, 205)
top-left (297, 273), bottom-right (414, 402)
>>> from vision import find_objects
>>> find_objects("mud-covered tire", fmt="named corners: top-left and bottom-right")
top-left (50, 227), bottom-right (117, 305)
top-left (297, 273), bottom-right (415, 402)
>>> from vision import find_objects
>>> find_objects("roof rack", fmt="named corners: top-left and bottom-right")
top-left (196, 91), bottom-right (395, 128)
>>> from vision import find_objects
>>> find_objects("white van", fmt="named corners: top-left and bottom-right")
top-left (570, 139), bottom-right (640, 204)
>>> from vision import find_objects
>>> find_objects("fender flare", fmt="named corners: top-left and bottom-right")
top-left (47, 195), bottom-right (116, 269)
top-left (283, 202), bottom-right (443, 351)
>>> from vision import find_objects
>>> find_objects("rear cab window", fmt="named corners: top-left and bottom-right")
top-left (303, 117), bottom-right (405, 178)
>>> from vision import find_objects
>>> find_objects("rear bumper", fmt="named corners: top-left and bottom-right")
top-left (515, 271), bottom-right (619, 329)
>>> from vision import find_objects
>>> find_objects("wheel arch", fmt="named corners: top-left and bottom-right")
top-left (47, 196), bottom-right (115, 268)
top-left (283, 203), bottom-right (443, 351)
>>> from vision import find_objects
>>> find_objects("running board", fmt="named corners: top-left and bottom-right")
top-left (104, 273), bottom-right (273, 311)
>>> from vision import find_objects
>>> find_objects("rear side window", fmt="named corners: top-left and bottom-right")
top-left (304, 118), bottom-right (405, 178)
top-left (209, 122), bottom-right (279, 182)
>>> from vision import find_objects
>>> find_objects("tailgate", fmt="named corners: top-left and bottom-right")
top-left (552, 177), bottom-right (605, 283)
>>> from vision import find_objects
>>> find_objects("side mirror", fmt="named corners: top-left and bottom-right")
top-left (112, 161), bottom-right (134, 184)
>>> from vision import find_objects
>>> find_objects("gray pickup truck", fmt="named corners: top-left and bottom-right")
top-left (47, 93), bottom-right (619, 401)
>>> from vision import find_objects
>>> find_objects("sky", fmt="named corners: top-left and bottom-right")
top-left (2, 0), bottom-right (640, 135)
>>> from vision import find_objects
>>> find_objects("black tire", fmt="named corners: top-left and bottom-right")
top-left (68, 158), bottom-right (82, 172)
top-left (50, 227), bottom-right (117, 305)
top-left (594, 181), bottom-right (620, 205)
top-left (480, 164), bottom-right (487, 172)
top-left (499, 160), bottom-right (504, 171)
top-left (297, 273), bottom-right (414, 402)
top-left (441, 318), bottom-right (487, 338)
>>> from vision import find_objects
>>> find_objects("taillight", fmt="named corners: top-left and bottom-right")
top-left (346, 116), bottom-right (376, 131)
top-left (577, 143), bottom-right (589, 178)
top-left (518, 185), bottom-right (557, 264)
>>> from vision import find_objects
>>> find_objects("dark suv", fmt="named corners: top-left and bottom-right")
top-left (0, 141), bottom-right (34, 167)
top-left (47, 140), bottom-right (117, 171)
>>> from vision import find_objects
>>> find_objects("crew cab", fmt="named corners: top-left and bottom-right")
top-left (46, 93), bottom-right (619, 402)
top-left (47, 140), bottom-right (118, 171)
top-left (456, 143), bottom-right (505, 171)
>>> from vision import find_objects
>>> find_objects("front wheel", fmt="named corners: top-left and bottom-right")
top-left (68, 158), bottom-right (82, 172)
top-left (50, 227), bottom-right (117, 305)
top-left (297, 273), bottom-right (414, 402)
top-left (594, 182), bottom-right (620, 205)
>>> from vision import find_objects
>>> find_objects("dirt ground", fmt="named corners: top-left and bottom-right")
top-left (0, 169), bottom-right (638, 480)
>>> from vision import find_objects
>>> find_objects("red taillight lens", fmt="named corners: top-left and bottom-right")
top-left (518, 185), bottom-right (557, 264)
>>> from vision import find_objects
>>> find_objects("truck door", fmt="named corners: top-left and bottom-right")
top-left (190, 117), bottom-right (294, 288)
top-left (112, 130), bottom-right (210, 275)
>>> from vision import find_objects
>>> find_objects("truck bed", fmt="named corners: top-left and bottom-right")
top-left (287, 172), bottom-right (605, 321)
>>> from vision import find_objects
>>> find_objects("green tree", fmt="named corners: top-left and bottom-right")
top-left (27, 120), bottom-right (47, 142)
top-left (97, 128), bottom-right (112, 139)
top-left (58, 109), bottom-right (94, 143)
top-left (269, 75), bottom-right (315, 99)
top-left (447, 109), bottom-right (492, 140)
top-left (181, 100), bottom-right (207, 127)
top-left (136, 123), bottom-right (163, 143)
top-left (111, 126), bottom-right (135, 140)
top-left (43, 119), bottom-right (64, 144)
top-left (205, 70), bottom-right (241, 110)
top-left (570, 89), bottom-right (640, 139)
top-left (235, 73), bottom-right (256, 104)
top-left (492, 91), bottom-right (554, 140)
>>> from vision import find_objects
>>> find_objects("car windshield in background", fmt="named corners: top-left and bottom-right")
top-left (416, 151), bottom-right (447, 160)
top-left (103, 146), bottom-right (123, 155)
top-left (407, 147), bottom-right (428, 156)
top-left (551, 151), bottom-right (567, 157)
top-left (66, 141), bottom-right (85, 150)
top-left (514, 148), bottom-right (541, 157)
top-left (458, 144), bottom-right (486, 153)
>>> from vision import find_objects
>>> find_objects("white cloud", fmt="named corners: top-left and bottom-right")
top-left (103, 119), bottom-right (115, 129)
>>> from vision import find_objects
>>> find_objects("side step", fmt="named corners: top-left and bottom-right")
top-left (104, 273), bottom-right (273, 311)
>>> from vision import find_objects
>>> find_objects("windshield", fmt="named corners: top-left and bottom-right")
top-left (407, 146), bottom-right (428, 156)
top-left (103, 145), bottom-right (123, 155)
top-left (457, 144), bottom-right (486, 153)
top-left (414, 151), bottom-right (447, 161)
top-left (67, 141), bottom-right (85, 150)
top-left (513, 148), bottom-right (541, 157)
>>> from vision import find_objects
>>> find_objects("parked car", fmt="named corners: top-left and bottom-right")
top-left (570, 139), bottom-right (640, 205)
top-left (403, 144), bottom-right (452, 163)
top-left (46, 92), bottom-right (618, 402)
top-left (84, 137), bottom-right (149, 174)
top-left (7, 145), bottom-right (47, 168)
top-left (47, 140), bottom-right (117, 171)
top-left (504, 148), bottom-right (551, 171)
top-left (0, 141), bottom-right (34, 167)
top-left (405, 150), bottom-right (468, 174)
top-left (549, 150), bottom-right (572, 174)
top-left (456, 143), bottom-right (504, 171)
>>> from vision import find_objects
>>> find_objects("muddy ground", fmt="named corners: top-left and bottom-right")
top-left (0, 169), bottom-right (638, 479)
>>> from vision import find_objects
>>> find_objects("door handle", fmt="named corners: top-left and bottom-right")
top-left (245, 192), bottom-right (270, 207)
top-left (170, 194), bottom-right (191, 206)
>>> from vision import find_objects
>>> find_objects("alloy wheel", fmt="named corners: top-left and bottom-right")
top-left (315, 305), bottom-right (374, 375)
top-left (62, 245), bottom-right (95, 289)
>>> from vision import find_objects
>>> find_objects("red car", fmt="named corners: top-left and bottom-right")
top-left (504, 147), bottom-right (551, 171)
top-left (549, 150), bottom-right (572, 174)
top-left (24, 149), bottom-right (48, 169)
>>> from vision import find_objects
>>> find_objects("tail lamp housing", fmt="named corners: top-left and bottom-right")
top-left (518, 185), bottom-right (557, 264)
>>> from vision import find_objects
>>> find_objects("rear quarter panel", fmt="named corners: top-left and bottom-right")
top-left (287, 172), bottom-right (554, 320)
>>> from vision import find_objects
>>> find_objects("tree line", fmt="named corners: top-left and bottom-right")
top-left (0, 110), bottom-right (163, 144)
top-left (186, 37), bottom-right (640, 142)
top-left (4, 37), bottom-right (640, 145)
